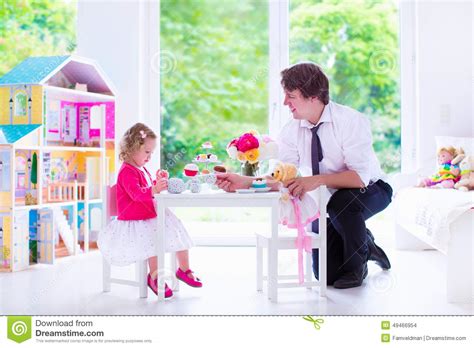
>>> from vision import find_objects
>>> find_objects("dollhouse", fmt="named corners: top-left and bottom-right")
top-left (0, 55), bottom-right (116, 272)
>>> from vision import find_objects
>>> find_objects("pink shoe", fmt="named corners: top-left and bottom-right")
top-left (176, 268), bottom-right (203, 288)
top-left (147, 274), bottom-right (173, 298)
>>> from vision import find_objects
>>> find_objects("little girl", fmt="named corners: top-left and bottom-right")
top-left (98, 123), bottom-right (202, 298)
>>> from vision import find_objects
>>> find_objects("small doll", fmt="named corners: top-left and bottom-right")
top-left (269, 162), bottom-right (319, 283)
top-left (418, 147), bottom-right (464, 189)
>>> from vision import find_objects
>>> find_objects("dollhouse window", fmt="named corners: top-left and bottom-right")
top-left (17, 174), bottom-right (26, 189)
top-left (16, 156), bottom-right (26, 171)
top-left (90, 105), bottom-right (101, 130)
top-left (14, 90), bottom-right (28, 118)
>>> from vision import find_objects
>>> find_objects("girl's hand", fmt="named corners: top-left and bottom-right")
top-left (153, 178), bottom-right (168, 194)
top-left (156, 169), bottom-right (169, 180)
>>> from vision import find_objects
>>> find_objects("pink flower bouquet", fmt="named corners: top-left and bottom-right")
top-left (226, 131), bottom-right (278, 176)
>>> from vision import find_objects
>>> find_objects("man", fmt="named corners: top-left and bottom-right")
top-left (217, 62), bottom-right (392, 289)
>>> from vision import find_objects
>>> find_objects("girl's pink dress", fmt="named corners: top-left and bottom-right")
top-left (98, 163), bottom-right (193, 266)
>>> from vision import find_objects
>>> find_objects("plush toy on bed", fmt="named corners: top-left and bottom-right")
top-left (418, 147), bottom-right (464, 189)
top-left (454, 155), bottom-right (474, 192)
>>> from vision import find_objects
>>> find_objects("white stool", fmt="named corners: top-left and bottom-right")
top-left (102, 252), bottom-right (179, 298)
top-left (102, 185), bottom-right (149, 298)
top-left (255, 185), bottom-right (329, 302)
top-left (101, 185), bottom-right (181, 298)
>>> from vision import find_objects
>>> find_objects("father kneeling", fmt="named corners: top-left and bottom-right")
top-left (217, 62), bottom-right (392, 289)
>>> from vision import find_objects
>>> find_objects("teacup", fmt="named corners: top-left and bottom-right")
top-left (168, 178), bottom-right (186, 194)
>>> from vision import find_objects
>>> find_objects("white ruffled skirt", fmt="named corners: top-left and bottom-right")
top-left (279, 188), bottom-right (319, 228)
top-left (98, 208), bottom-right (194, 266)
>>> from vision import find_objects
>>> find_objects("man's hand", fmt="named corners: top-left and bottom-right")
top-left (153, 178), bottom-right (168, 194)
top-left (285, 176), bottom-right (321, 198)
top-left (215, 173), bottom-right (252, 192)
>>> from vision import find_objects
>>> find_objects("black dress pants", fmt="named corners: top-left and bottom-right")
top-left (312, 180), bottom-right (393, 285)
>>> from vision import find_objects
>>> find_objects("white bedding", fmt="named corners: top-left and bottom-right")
top-left (395, 188), bottom-right (474, 253)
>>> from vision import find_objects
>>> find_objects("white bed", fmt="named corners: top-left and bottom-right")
top-left (393, 183), bottom-right (473, 303)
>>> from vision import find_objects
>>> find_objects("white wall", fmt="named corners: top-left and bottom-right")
top-left (411, 0), bottom-right (473, 170)
top-left (77, 0), bottom-right (160, 173)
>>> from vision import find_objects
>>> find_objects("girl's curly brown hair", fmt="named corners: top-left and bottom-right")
top-left (119, 123), bottom-right (157, 162)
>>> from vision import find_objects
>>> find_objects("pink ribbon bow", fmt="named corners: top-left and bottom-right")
top-left (290, 197), bottom-right (320, 284)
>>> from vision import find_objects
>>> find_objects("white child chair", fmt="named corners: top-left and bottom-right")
top-left (256, 185), bottom-right (330, 302)
top-left (102, 185), bottom-right (148, 298)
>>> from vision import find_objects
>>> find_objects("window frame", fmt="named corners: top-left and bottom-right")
top-left (147, 0), bottom-right (406, 245)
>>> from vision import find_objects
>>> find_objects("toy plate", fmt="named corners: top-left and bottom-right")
top-left (235, 189), bottom-right (257, 194)
top-left (254, 187), bottom-right (272, 192)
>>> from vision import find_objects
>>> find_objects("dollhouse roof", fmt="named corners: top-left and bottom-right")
top-left (0, 55), bottom-right (117, 96)
top-left (0, 56), bottom-right (70, 85)
top-left (0, 124), bottom-right (41, 144)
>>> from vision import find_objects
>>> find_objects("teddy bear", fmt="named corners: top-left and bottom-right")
top-left (454, 155), bottom-right (474, 192)
top-left (271, 162), bottom-right (298, 182)
top-left (269, 162), bottom-right (318, 225)
top-left (269, 162), bottom-right (319, 284)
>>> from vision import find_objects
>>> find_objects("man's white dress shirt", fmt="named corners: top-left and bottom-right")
top-left (277, 101), bottom-right (385, 195)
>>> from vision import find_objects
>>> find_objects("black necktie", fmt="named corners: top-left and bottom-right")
top-left (311, 123), bottom-right (324, 175)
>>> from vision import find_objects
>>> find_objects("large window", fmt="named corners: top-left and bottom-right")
top-left (290, 0), bottom-right (400, 173)
top-left (160, 0), bottom-right (269, 177)
top-left (161, 0), bottom-right (270, 243)
top-left (160, 0), bottom-right (400, 176)
top-left (0, 0), bottom-right (76, 76)
top-left (160, 0), bottom-right (400, 243)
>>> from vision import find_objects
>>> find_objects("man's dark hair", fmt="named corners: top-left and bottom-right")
top-left (280, 62), bottom-right (330, 105)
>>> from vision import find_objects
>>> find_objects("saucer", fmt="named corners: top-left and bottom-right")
top-left (254, 187), bottom-right (272, 192)
top-left (235, 189), bottom-right (257, 194)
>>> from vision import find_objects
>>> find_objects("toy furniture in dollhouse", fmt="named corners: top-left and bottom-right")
top-left (255, 185), bottom-right (329, 302)
top-left (0, 55), bottom-right (117, 272)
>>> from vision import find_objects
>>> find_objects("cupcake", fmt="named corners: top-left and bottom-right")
top-left (202, 141), bottom-right (213, 149)
top-left (213, 165), bottom-right (227, 173)
top-left (251, 178), bottom-right (267, 189)
top-left (196, 154), bottom-right (207, 162)
top-left (184, 163), bottom-right (199, 176)
top-left (201, 169), bottom-right (210, 175)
